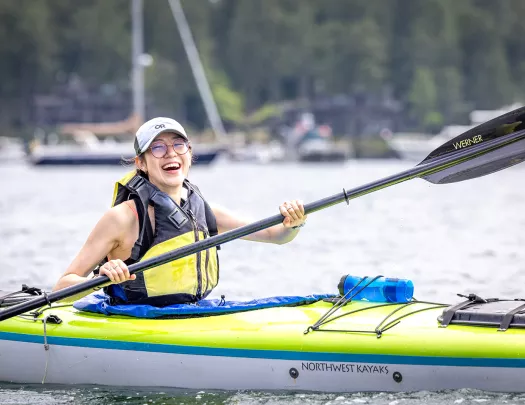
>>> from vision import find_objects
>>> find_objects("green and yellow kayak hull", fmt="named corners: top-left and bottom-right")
top-left (0, 299), bottom-right (524, 392)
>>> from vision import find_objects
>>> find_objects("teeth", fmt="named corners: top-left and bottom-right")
top-left (163, 163), bottom-right (181, 170)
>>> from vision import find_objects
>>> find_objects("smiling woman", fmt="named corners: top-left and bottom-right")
top-left (52, 117), bottom-right (308, 307)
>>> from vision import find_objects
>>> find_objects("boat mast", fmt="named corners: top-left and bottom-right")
top-left (131, 0), bottom-right (145, 126)
top-left (167, 0), bottom-right (227, 142)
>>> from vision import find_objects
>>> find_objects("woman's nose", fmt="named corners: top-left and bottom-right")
top-left (166, 144), bottom-right (178, 157)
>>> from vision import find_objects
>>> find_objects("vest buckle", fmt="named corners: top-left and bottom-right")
top-left (127, 175), bottom-right (145, 191)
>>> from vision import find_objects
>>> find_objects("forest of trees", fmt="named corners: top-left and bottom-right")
top-left (1, 0), bottom-right (525, 137)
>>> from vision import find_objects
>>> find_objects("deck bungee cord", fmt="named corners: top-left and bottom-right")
top-left (307, 300), bottom-right (449, 338)
top-left (305, 275), bottom-right (449, 337)
top-left (0, 285), bottom-right (44, 308)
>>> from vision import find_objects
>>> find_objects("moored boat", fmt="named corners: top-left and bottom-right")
top-left (28, 141), bottom-right (221, 166)
top-left (383, 103), bottom-right (524, 162)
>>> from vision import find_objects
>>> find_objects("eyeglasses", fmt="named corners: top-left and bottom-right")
top-left (149, 141), bottom-right (190, 158)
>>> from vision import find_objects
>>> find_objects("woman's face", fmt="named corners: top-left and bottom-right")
top-left (136, 132), bottom-right (192, 192)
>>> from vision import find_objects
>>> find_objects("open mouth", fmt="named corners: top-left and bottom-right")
top-left (162, 162), bottom-right (182, 173)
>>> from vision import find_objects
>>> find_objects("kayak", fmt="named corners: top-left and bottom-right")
top-left (1, 290), bottom-right (525, 393)
top-left (2, 106), bottom-right (524, 393)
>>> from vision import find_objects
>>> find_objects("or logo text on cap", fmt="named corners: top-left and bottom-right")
top-left (154, 124), bottom-right (166, 130)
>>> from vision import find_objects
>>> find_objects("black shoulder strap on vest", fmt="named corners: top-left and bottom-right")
top-left (125, 176), bottom-right (155, 261)
top-left (184, 180), bottom-right (219, 240)
top-left (185, 180), bottom-right (218, 237)
top-left (204, 200), bottom-right (218, 238)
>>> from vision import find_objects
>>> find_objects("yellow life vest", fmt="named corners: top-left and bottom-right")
top-left (105, 172), bottom-right (219, 306)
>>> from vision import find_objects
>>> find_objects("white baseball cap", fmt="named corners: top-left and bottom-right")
top-left (134, 117), bottom-right (188, 155)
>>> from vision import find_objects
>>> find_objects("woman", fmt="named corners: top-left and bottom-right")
top-left (53, 117), bottom-right (307, 306)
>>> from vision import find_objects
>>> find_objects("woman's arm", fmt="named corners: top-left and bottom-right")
top-left (52, 203), bottom-right (137, 291)
top-left (211, 200), bottom-right (307, 245)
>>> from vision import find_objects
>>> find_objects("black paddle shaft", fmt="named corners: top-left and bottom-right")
top-left (1, 125), bottom-right (525, 321)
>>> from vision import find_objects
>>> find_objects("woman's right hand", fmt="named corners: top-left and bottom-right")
top-left (98, 259), bottom-right (136, 284)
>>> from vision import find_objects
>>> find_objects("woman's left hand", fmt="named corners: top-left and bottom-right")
top-left (279, 199), bottom-right (307, 229)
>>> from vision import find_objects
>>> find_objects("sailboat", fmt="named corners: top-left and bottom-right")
top-left (29, 0), bottom-right (224, 167)
top-left (28, 114), bottom-right (220, 166)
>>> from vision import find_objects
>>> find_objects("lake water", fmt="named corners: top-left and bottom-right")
top-left (0, 158), bottom-right (524, 404)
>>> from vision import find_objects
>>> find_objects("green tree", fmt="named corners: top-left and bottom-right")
top-left (0, 0), bottom-right (56, 128)
top-left (1, 0), bottom-right (525, 135)
top-left (408, 67), bottom-right (442, 132)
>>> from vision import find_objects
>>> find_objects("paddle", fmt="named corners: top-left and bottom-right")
top-left (1, 107), bottom-right (525, 322)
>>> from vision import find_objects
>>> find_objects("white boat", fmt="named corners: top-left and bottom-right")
top-left (0, 136), bottom-right (26, 164)
top-left (28, 130), bottom-right (221, 166)
top-left (385, 103), bottom-right (524, 161)
top-left (383, 126), bottom-right (473, 162)
top-left (297, 138), bottom-right (350, 162)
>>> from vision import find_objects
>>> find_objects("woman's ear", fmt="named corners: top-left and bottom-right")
top-left (135, 155), bottom-right (147, 173)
